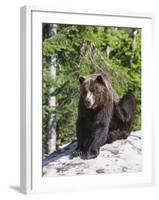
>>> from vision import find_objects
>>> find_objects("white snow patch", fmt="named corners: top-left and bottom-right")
top-left (43, 131), bottom-right (142, 177)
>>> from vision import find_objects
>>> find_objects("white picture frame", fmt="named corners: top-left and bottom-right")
top-left (20, 5), bottom-right (155, 194)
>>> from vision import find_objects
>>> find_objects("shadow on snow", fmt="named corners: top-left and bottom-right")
top-left (42, 140), bottom-right (77, 166)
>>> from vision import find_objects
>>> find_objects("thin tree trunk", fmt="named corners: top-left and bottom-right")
top-left (105, 45), bottom-right (110, 58)
top-left (130, 29), bottom-right (138, 67)
top-left (48, 56), bottom-right (57, 153)
top-left (43, 24), bottom-right (58, 154)
top-left (48, 24), bottom-right (58, 154)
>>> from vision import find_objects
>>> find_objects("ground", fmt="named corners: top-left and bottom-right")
top-left (43, 131), bottom-right (142, 176)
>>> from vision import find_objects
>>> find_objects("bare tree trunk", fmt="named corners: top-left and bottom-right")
top-left (48, 24), bottom-right (58, 154)
top-left (48, 56), bottom-right (57, 153)
top-left (130, 29), bottom-right (138, 67)
top-left (105, 45), bottom-right (110, 58)
top-left (43, 24), bottom-right (58, 154)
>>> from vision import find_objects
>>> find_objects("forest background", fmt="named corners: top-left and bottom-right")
top-left (42, 24), bottom-right (141, 154)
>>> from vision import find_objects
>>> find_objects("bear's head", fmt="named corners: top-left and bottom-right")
top-left (79, 74), bottom-right (111, 109)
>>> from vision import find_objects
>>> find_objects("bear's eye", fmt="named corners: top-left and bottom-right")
top-left (89, 85), bottom-right (96, 93)
top-left (82, 88), bottom-right (87, 95)
top-left (90, 88), bottom-right (95, 93)
top-left (94, 86), bottom-right (100, 94)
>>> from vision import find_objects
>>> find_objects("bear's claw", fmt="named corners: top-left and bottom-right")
top-left (71, 149), bottom-right (82, 158)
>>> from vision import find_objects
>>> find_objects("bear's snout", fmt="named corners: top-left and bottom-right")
top-left (84, 99), bottom-right (92, 108)
top-left (84, 90), bottom-right (95, 109)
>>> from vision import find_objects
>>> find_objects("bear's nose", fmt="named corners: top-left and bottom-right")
top-left (85, 99), bottom-right (91, 107)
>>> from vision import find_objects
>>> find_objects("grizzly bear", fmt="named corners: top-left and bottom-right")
top-left (73, 74), bottom-right (136, 159)
top-left (107, 94), bottom-right (136, 144)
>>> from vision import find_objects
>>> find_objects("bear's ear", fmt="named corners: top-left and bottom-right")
top-left (95, 75), bottom-right (105, 86)
top-left (79, 76), bottom-right (85, 84)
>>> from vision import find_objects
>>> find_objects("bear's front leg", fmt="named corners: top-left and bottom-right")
top-left (84, 138), bottom-right (100, 159)
top-left (71, 136), bottom-right (85, 157)
top-left (85, 124), bottom-right (108, 159)
top-left (71, 137), bottom-right (88, 158)
top-left (72, 145), bottom-right (83, 157)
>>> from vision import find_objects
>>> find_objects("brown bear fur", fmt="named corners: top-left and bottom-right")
top-left (73, 74), bottom-right (136, 159)
top-left (74, 74), bottom-right (115, 159)
top-left (107, 94), bottom-right (136, 144)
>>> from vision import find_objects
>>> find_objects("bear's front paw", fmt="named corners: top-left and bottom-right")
top-left (83, 152), bottom-right (99, 160)
top-left (70, 148), bottom-right (82, 159)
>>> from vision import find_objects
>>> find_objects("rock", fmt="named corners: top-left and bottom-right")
top-left (96, 169), bottom-right (105, 174)
top-left (43, 131), bottom-right (142, 176)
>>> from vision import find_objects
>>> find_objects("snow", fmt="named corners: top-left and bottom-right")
top-left (43, 131), bottom-right (142, 177)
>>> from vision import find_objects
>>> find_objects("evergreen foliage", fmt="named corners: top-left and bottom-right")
top-left (42, 24), bottom-right (141, 149)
